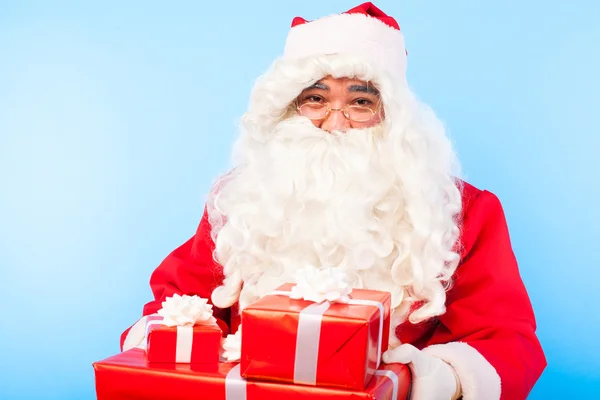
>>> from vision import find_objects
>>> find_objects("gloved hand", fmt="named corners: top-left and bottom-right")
top-left (383, 344), bottom-right (461, 400)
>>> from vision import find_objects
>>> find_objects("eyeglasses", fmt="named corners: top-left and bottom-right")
top-left (296, 102), bottom-right (380, 123)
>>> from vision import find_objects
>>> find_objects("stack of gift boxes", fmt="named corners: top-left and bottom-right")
top-left (94, 269), bottom-right (410, 399)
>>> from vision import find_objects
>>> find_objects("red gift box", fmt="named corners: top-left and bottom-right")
top-left (93, 348), bottom-right (410, 399)
top-left (240, 283), bottom-right (391, 390)
top-left (145, 315), bottom-right (222, 364)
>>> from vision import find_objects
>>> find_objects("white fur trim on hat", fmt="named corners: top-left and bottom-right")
top-left (423, 342), bottom-right (502, 400)
top-left (283, 13), bottom-right (407, 84)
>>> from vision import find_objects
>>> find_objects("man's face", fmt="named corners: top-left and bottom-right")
top-left (295, 76), bottom-right (383, 133)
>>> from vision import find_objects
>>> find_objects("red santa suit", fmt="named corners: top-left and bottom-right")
top-left (120, 182), bottom-right (545, 399)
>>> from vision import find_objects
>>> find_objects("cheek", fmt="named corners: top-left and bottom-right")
top-left (297, 109), bottom-right (322, 128)
top-left (371, 113), bottom-right (384, 126)
top-left (352, 113), bottom-right (383, 129)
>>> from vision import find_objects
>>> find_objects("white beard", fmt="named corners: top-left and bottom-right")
top-left (209, 115), bottom-right (460, 336)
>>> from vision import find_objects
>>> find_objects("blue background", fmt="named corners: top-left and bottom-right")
top-left (1, 0), bottom-right (598, 398)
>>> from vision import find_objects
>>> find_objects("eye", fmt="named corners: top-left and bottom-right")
top-left (302, 94), bottom-right (325, 103)
top-left (353, 98), bottom-right (375, 107)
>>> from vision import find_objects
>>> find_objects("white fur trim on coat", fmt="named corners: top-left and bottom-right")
top-left (423, 342), bottom-right (501, 400)
top-left (122, 315), bottom-right (150, 351)
top-left (283, 13), bottom-right (407, 84)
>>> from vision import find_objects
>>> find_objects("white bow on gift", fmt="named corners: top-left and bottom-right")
top-left (157, 293), bottom-right (217, 327)
top-left (145, 294), bottom-right (218, 363)
top-left (289, 265), bottom-right (353, 304)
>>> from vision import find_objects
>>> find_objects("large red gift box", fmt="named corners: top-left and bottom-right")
top-left (240, 283), bottom-right (391, 390)
top-left (93, 348), bottom-right (410, 399)
top-left (145, 315), bottom-right (222, 364)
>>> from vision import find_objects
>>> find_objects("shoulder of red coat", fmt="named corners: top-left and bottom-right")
top-left (458, 180), bottom-right (482, 216)
top-left (456, 180), bottom-right (508, 257)
top-left (458, 180), bottom-right (504, 217)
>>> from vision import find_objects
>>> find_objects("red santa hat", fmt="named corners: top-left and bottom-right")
top-left (282, 2), bottom-right (407, 85)
top-left (244, 2), bottom-right (410, 130)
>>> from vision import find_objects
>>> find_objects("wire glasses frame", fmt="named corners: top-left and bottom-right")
top-left (296, 102), bottom-right (381, 123)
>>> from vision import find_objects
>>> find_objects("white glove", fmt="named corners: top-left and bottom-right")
top-left (383, 344), bottom-right (461, 400)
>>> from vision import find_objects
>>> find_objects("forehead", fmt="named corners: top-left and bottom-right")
top-left (302, 76), bottom-right (379, 94)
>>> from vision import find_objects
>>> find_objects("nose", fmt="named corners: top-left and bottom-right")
top-left (320, 108), bottom-right (352, 133)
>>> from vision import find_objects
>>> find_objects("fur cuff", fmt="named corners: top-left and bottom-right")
top-left (423, 342), bottom-right (501, 400)
top-left (121, 315), bottom-right (150, 351)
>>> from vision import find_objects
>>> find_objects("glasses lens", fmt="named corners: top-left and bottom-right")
top-left (299, 103), bottom-right (327, 120)
top-left (346, 106), bottom-right (376, 122)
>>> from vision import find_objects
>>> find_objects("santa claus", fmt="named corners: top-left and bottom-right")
top-left (120, 3), bottom-right (546, 399)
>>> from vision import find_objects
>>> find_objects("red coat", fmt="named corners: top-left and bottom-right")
top-left (121, 182), bottom-right (546, 400)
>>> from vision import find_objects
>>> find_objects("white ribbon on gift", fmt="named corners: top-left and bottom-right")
top-left (144, 316), bottom-right (196, 363)
top-left (222, 363), bottom-right (399, 400)
top-left (293, 301), bottom-right (331, 385)
top-left (271, 290), bottom-right (385, 386)
top-left (225, 364), bottom-right (247, 400)
top-left (174, 325), bottom-right (194, 363)
top-left (143, 316), bottom-right (163, 350)
top-left (373, 369), bottom-right (399, 400)
top-left (220, 364), bottom-right (400, 400)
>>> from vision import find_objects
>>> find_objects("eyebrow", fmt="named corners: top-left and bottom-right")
top-left (305, 82), bottom-right (329, 91)
top-left (303, 82), bottom-right (380, 96)
top-left (348, 84), bottom-right (380, 96)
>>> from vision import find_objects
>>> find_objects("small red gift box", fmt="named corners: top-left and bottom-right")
top-left (240, 283), bottom-right (391, 390)
top-left (145, 315), bottom-right (222, 364)
top-left (93, 348), bottom-right (410, 399)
